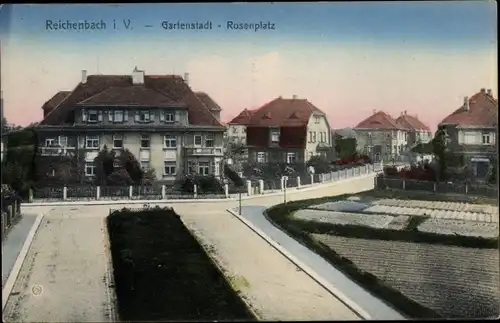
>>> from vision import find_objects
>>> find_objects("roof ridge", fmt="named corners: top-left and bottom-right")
top-left (39, 83), bottom-right (79, 123)
top-left (77, 86), bottom-right (115, 105)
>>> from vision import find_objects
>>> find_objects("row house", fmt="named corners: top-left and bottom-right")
top-left (35, 67), bottom-right (226, 183)
top-left (245, 95), bottom-right (332, 164)
top-left (354, 110), bottom-right (409, 162)
top-left (438, 88), bottom-right (498, 180)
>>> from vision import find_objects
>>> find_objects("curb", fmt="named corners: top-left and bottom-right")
top-left (2, 213), bottom-right (44, 311)
top-left (23, 172), bottom-right (380, 208)
top-left (101, 217), bottom-right (118, 323)
top-left (227, 208), bottom-right (371, 320)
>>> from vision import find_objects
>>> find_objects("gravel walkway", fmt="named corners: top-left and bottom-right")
top-left (2, 209), bottom-right (115, 322)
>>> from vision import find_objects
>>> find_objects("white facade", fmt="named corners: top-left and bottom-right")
top-left (305, 113), bottom-right (332, 160)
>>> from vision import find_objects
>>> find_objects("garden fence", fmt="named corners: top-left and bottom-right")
top-left (1, 195), bottom-right (22, 241)
top-left (28, 163), bottom-right (382, 202)
top-left (375, 176), bottom-right (498, 198)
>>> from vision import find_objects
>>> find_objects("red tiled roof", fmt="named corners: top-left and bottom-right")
top-left (228, 109), bottom-right (255, 125)
top-left (396, 114), bottom-right (431, 132)
top-left (40, 74), bottom-right (223, 127)
top-left (355, 111), bottom-right (408, 130)
top-left (439, 90), bottom-right (498, 127)
top-left (195, 92), bottom-right (222, 112)
top-left (41, 91), bottom-right (71, 116)
top-left (78, 86), bottom-right (178, 107)
top-left (247, 97), bottom-right (325, 127)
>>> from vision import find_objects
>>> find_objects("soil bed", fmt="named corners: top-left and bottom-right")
top-left (107, 207), bottom-right (256, 321)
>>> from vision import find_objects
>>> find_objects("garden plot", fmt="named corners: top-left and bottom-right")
top-left (375, 199), bottom-right (498, 215)
top-left (363, 205), bottom-right (497, 223)
top-left (308, 200), bottom-right (371, 212)
top-left (418, 218), bottom-right (499, 238)
top-left (293, 209), bottom-right (393, 229)
top-left (386, 215), bottom-right (411, 230)
top-left (312, 234), bottom-right (500, 318)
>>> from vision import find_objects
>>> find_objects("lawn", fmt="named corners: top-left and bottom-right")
top-left (107, 207), bottom-right (256, 321)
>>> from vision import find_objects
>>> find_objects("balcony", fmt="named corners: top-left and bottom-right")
top-left (185, 147), bottom-right (223, 156)
top-left (38, 146), bottom-right (77, 157)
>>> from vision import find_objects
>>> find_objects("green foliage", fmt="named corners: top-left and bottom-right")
top-left (334, 135), bottom-right (357, 159)
top-left (306, 155), bottom-right (332, 174)
top-left (181, 175), bottom-right (224, 194)
top-left (488, 159), bottom-right (497, 184)
top-left (108, 169), bottom-right (134, 186)
top-left (224, 164), bottom-right (244, 187)
top-left (431, 128), bottom-right (447, 181)
top-left (94, 145), bottom-right (116, 185)
top-left (118, 149), bottom-right (144, 184)
top-left (93, 146), bottom-right (148, 186)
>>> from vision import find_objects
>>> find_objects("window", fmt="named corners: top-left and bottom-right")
top-left (194, 135), bottom-right (202, 146)
top-left (164, 135), bottom-right (177, 148)
top-left (198, 162), bottom-right (210, 176)
top-left (163, 162), bottom-right (176, 175)
top-left (367, 132), bottom-right (372, 138)
top-left (141, 161), bottom-right (150, 170)
top-left (112, 110), bottom-right (124, 123)
top-left (140, 134), bottom-right (150, 148)
top-left (87, 110), bottom-right (99, 123)
top-left (404, 132), bottom-right (408, 141)
top-left (309, 151), bottom-right (314, 159)
top-left (85, 135), bottom-right (99, 149)
top-left (45, 138), bottom-right (55, 146)
top-left (393, 145), bottom-right (397, 153)
top-left (113, 134), bottom-right (123, 149)
top-left (84, 163), bottom-right (96, 177)
top-left (314, 115), bottom-right (320, 124)
top-left (286, 152), bottom-right (296, 164)
top-left (205, 134), bottom-right (214, 147)
top-left (187, 161), bottom-right (196, 174)
top-left (113, 159), bottom-right (121, 169)
top-left (135, 110), bottom-right (151, 123)
top-left (271, 131), bottom-right (279, 144)
top-left (257, 152), bottom-right (266, 163)
top-left (311, 132), bottom-right (317, 143)
top-left (482, 133), bottom-right (491, 144)
top-left (165, 112), bottom-right (175, 122)
top-left (58, 136), bottom-right (68, 147)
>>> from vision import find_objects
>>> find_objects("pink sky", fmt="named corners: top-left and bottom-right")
top-left (1, 38), bottom-right (497, 132)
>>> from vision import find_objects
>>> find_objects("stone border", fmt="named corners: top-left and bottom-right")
top-left (226, 208), bottom-right (371, 320)
top-left (2, 213), bottom-right (44, 311)
top-left (101, 217), bottom-right (118, 322)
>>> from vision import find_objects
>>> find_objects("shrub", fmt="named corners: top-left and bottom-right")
top-left (107, 169), bottom-right (134, 186)
top-left (224, 164), bottom-right (244, 187)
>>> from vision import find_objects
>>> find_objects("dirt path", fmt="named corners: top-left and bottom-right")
top-left (2, 209), bottom-right (115, 322)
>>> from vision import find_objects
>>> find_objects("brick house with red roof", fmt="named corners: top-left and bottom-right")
top-left (354, 109), bottom-right (410, 162)
top-left (438, 88), bottom-right (498, 180)
top-left (34, 67), bottom-right (226, 183)
top-left (241, 96), bottom-right (332, 164)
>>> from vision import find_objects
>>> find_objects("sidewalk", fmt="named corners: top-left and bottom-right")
top-left (232, 205), bottom-right (405, 320)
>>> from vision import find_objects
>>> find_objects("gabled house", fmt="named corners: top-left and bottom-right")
top-left (244, 96), bottom-right (332, 164)
top-left (354, 110), bottom-right (410, 162)
top-left (395, 111), bottom-right (432, 147)
top-left (35, 67), bottom-right (226, 183)
top-left (195, 91), bottom-right (222, 122)
top-left (438, 88), bottom-right (498, 180)
top-left (226, 109), bottom-right (256, 146)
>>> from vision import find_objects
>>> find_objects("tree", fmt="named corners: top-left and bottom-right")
top-left (488, 159), bottom-right (497, 184)
top-left (118, 149), bottom-right (144, 184)
top-left (306, 155), bottom-right (331, 174)
top-left (334, 135), bottom-right (357, 159)
top-left (107, 169), bottom-right (134, 186)
top-left (93, 145), bottom-right (116, 185)
top-left (431, 128), bottom-right (448, 181)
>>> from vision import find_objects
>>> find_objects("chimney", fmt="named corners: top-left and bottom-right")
top-left (373, 109), bottom-right (377, 114)
top-left (487, 89), bottom-right (492, 96)
top-left (184, 72), bottom-right (190, 86)
top-left (400, 112), bottom-right (404, 116)
top-left (292, 95), bottom-right (298, 100)
top-left (404, 110), bottom-right (407, 115)
top-left (81, 70), bottom-right (87, 84)
top-left (132, 66), bottom-right (144, 84)
top-left (463, 96), bottom-right (469, 111)
top-left (481, 88), bottom-right (486, 93)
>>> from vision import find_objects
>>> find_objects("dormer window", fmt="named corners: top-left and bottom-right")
top-left (314, 115), bottom-right (321, 124)
top-left (82, 109), bottom-right (102, 123)
top-left (135, 110), bottom-right (151, 123)
top-left (109, 110), bottom-right (128, 123)
top-left (160, 110), bottom-right (175, 123)
top-left (271, 130), bottom-right (280, 144)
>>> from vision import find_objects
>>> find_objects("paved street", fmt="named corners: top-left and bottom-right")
top-left (4, 174), bottom-right (377, 322)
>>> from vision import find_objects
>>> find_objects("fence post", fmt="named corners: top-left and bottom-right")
top-left (310, 174), bottom-right (314, 185)
top-left (297, 176), bottom-right (301, 188)
top-left (281, 177), bottom-right (285, 191)
top-left (8, 205), bottom-right (13, 224)
top-left (259, 180), bottom-right (264, 194)
top-left (63, 186), bottom-right (68, 200)
top-left (161, 185), bottom-right (166, 199)
top-left (224, 184), bottom-right (229, 198)
top-left (402, 180), bottom-right (406, 190)
top-left (193, 184), bottom-right (198, 198)
top-left (129, 186), bottom-right (133, 199)
top-left (433, 182), bottom-right (437, 192)
top-left (246, 180), bottom-right (252, 196)
top-left (96, 186), bottom-right (100, 200)
top-left (465, 184), bottom-right (468, 195)
top-left (29, 188), bottom-right (33, 203)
